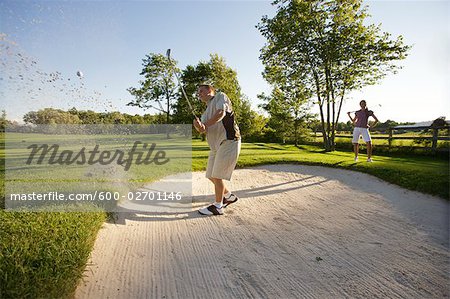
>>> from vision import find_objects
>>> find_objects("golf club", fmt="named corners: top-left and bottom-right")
top-left (166, 49), bottom-right (198, 119)
top-left (348, 103), bottom-right (382, 113)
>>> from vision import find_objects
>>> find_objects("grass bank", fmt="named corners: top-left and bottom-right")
top-left (0, 209), bottom-right (106, 299)
top-left (193, 140), bottom-right (449, 199)
top-left (1, 134), bottom-right (108, 298)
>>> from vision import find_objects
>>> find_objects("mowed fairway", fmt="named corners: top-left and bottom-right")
top-left (76, 165), bottom-right (449, 298)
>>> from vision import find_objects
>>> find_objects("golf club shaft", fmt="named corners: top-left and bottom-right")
top-left (350, 104), bottom-right (381, 113)
top-left (166, 49), bottom-right (197, 119)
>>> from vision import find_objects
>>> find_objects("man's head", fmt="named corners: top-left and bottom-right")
top-left (197, 84), bottom-right (216, 103)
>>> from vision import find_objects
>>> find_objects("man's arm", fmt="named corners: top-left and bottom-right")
top-left (193, 117), bottom-right (206, 133)
top-left (204, 109), bottom-right (226, 128)
top-left (194, 109), bottom-right (226, 133)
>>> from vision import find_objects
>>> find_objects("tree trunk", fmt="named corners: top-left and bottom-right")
top-left (332, 91), bottom-right (346, 152)
top-left (318, 103), bottom-right (328, 149)
top-left (325, 66), bottom-right (332, 151)
top-left (326, 96), bottom-right (331, 150)
top-left (330, 106), bottom-right (336, 151)
top-left (312, 67), bottom-right (329, 151)
top-left (165, 91), bottom-right (171, 139)
top-left (293, 111), bottom-right (299, 147)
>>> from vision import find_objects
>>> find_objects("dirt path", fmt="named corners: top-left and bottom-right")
top-left (75, 165), bottom-right (449, 298)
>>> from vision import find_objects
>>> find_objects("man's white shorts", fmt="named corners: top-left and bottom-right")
top-left (352, 127), bottom-right (372, 143)
top-left (206, 139), bottom-right (241, 181)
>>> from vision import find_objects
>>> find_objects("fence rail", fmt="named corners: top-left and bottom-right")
top-left (317, 125), bottom-right (449, 153)
top-left (388, 125), bottom-right (448, 153)
top-left (335, 135), bottom-right (450, 141)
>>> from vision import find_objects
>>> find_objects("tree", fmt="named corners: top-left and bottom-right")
top-left (259, 86), bottom-right (314, 145)
top-left (376, 119), bottom-right (398, 132)
top-left (261, 58), bottom-right (314, 145)
top-left (127, 53), bottom-right (178, 137)
top-left (0, 110), bottom-right (19, 132)
top-left (258, 91), bottom-right (292, 143)
top-left (258, 0), bottom-right (410, 151)
top-left (238, 96), bottom-right (267, 141)
top-left (23, 108), bottom-right (80, 124)
top-left (0, 110), bottom-right (7, 132)
top-left (336, 120), bottom-right (353, 132)
top-left (172, 53), bottom-right (261, 139)
top-left (171, 63), bottom-right (212, 128)
top-left (173, 54), bottom-right (243, 120)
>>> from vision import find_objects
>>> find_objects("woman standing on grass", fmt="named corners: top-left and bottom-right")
top-left (347, 100), bottom-right (379, 162)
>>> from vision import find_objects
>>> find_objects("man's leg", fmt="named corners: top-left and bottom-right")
top-left (211, 177), bottom-right (225, 204)
top-left (208, 178), bottom-right (229, 197)
top-left (198, 177), bottom-right (224, 215)
top-left (208, 178), bottom-right (237, 208)
top-left (199, 141), bottom-right (240, 215)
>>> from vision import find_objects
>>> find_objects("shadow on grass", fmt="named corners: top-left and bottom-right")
top-left (253, 143), bottom-right (286, 150)
top-left (192, 146), bottom-right (210, 151)
top-left (331, 161), bottom-right (347, 166)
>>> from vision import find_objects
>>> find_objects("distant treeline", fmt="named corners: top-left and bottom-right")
top-left (1, 108), bottom-right (417, 144)
top-left (21, 107), bottom-right (167, 125)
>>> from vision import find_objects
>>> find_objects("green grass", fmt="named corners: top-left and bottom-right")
top-left (1, 133), bottom-right (111, 299)
top-left (0, 131), bottom-right (192, 299)
top-left (0, 138), bottom-right (448, 299)
top-left (193, 140), bottom-right (449, 199)
top-left (311, 132), bottom-right (450, 149)
top-left (0, 209), bottom-right (106, 299)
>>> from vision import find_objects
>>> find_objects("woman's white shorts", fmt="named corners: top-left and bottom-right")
top-left (352, 127), bottom-right (372, 143)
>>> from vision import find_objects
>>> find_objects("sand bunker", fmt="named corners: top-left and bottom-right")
top-left (76, 165), bottom-right (449, 298)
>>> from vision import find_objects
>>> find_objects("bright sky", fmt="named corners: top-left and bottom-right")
top-left (0, 0), bottom-right (448, 123)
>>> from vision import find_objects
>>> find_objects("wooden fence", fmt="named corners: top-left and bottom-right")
top-left (332, 125), bottom-right (449, 153)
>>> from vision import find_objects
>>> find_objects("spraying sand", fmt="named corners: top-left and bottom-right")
top-left (75, 165), bottom-right (449, 298)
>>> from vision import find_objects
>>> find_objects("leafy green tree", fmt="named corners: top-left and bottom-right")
top-left (335, 121), bottom-right (353, 132)
top-left (258, 0), bottom-right (410, 151)
top-left (0, 110), bottom-right (7, 132)
top-left (173, 53), bottom-right (262, 139)
top-left (208, 54), bottom-right (243, 116)
top-left (128, 114), bottom-right (146, 124)
top-left (23, 108), bottom-right (80, 124)
top-left (259, 85), bottom-right (314, 146)
top-left (172, 63), bottom-right (211, 127)
top-left (68, 107), bottom-right (102, 124)
top-left (105, 112), bottom-right (126, 124)
top-left (258, 91), bottom-right (292, 143)
top-left (127, 53), bottom-right (178, 126)
top-left (238, 96), bottom-right (267, 141)
top-left (173, 54), bottom-right (243, 120)
top-left (376, 119), bottom-right (399, 132)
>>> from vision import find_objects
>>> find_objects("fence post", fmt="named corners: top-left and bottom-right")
top-left (432, 128), bottom-right (438, 154)
top-left (388, 128), bottom-right (393, 149)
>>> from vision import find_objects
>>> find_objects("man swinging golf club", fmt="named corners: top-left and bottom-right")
top-left (194, 83), bottom-right (241, 216)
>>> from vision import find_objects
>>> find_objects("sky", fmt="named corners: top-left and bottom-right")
top-left (0, 0), bottom-right (449, 123)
